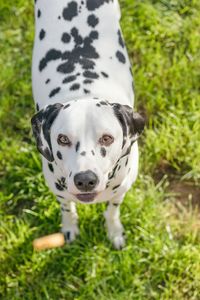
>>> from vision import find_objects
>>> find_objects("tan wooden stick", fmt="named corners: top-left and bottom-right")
top-left (33, 233), bottom-right (65, 251)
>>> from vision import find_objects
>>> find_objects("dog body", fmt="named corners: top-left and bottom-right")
top-left (32, 0), bottom-right (144, 249)
top-left (32, 0), bottom-right (133, 108)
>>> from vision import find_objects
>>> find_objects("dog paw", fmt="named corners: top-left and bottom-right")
top-left (106, 220), bottom-right (125, 250)
top-left (62, 225), bottom-right (79, 244)
top-left (112, 234), bottom-right (125, 250)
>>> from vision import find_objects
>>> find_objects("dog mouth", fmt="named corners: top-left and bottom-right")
top-left (75, 193), bottom-right (97, 202)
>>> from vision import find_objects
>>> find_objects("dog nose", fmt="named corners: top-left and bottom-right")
top-left (74, 170), bottom-right (98, 192)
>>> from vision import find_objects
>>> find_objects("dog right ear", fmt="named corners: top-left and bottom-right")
top-left (31, 103), bottom-right (63, 162)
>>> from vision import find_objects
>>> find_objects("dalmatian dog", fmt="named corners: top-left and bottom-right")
top-left (31, 0), bottom-right (145, 249)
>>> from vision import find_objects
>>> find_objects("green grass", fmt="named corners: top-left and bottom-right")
top-left (1, 0), bottom-right (200, 299)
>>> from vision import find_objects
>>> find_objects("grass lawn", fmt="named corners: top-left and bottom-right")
top-left (1, 0), bottom-right (200, 299)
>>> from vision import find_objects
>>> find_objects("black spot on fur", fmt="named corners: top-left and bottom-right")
top-left (76, 142), bottom-right (80, 152)
top-left (118, 165), bottom-right (121, 171)
top-left (58, 16), bottom-right (61, 19)
top-left (100, 147), bottom-right (106, 157)
top-left (91, 150), bottom-right (95, 156)
top-left (69, 171), bottom-right (72, 177)
top-left (55, 182), bottom-right (64, 191)
top-left (116, 51), bottom-right (126, 64)
top-left (83, 70), bottom-right (99, 79)
top-left (61, 32), bottom-right (71, 43)
top-left (80, 151), bottom-right (86, 156)
top-left (108, 164), bottom-right (118, 180)
top-left (61, 207), bottom-right (70, 212)
top-left (56, 27), bottom-right (99, 75)
top-left (57, 151), bottom-right (62, 160)
top-left (37, 9), bottom-right (41, 18)
top-left (117, 29), bottom-right (125, 48)
top-left (125, 157), bottom-right (129, 166)
top-left (64, 104), bottom-right (71, 109)
top-left (89, 30), bottom-right (98, 40)
top-left (112, 184), bottom-right (120, 190)
top-left (36, 103), bottom-right (40, 112)
top-left (86, 0), bottom-right (112, 11)
top-left (84, 79), bottom-right (93, 84)
top-left (96, 103), bottom-right (101, 107)
top-left (71, 27), bottom-right (83, 45)
top-left (45, 78), bottom-right (50, 84)
top-left (57, 61), bottom-right (75, 74)
top-left (113, 203), bottom-right (119, 206)
top-left (49, 87), bottom-right (61, 98)
top-left (39, 29), bottom-right (46, 40)
top-left (70, 83), bottom-right (80, 91)
top-left (64, 231), bottom-right (71, 241)
top-left (63, 75), bottom-right (76, 84)
top-left (87, 14), bottom-right (99, 27)
top-left (84, 89), bottom-right (90, 94)
top-left (63, 1), bottom-right (78, 21)
top-left (101, 71), bottom-right (109, 78)
top-left (62, 51), bottom-right (71, 60)
top-left (56, 195), bottom-right (64, 199)
top-left (39, 49), bottom-right (62, 72)
top-left (100, 101), bottom-right (107, 105)
top-left (122, 138), bottom-right (126, 149)
top-left (43, 148), bottom-right (52, 161)
top-left (80, 59), bottom-right (96, 70)
top-left (55, 177), bottom-right (67, 191)
top-left (48, 163), bottom-right (54, 173)
top-left (120, 145), bottom-right (132, 159)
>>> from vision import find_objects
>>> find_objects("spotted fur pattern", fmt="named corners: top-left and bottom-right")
top-left (32, 0), bottom-right (133, 108)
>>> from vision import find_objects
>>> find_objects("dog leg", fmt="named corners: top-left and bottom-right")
top-left (104, 195), bottom-right (125, 249)
top-left (57, 198), bottom-right (79, 243)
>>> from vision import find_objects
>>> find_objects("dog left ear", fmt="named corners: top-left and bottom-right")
top-left (111, 103), bottom-right (145, 146)
top-left (31, 103), bottom-right (63, 161)
top-left (123, 106), bottom-right (145, 137)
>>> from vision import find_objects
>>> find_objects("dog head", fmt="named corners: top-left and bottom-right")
top-left (31, 99), bottom-right (145, 202)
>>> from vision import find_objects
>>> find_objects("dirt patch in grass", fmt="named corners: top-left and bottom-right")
top-left (4, 198), bottom-right (35, 216)
top-left (154, 160), bottom-right (200, 208)
top-left (169, 181), bottom-right (200, 208)
top-left (153, 160), bottom-right (179, 182)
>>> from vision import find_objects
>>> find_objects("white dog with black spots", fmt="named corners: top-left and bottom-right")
top-left (31, 0), bottom-right (145, 249)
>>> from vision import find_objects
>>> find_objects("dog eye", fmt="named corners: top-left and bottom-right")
top-left (99, 134), bottom-right (114, 146)
top-left (57, 134), bottom-right (71, 146)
